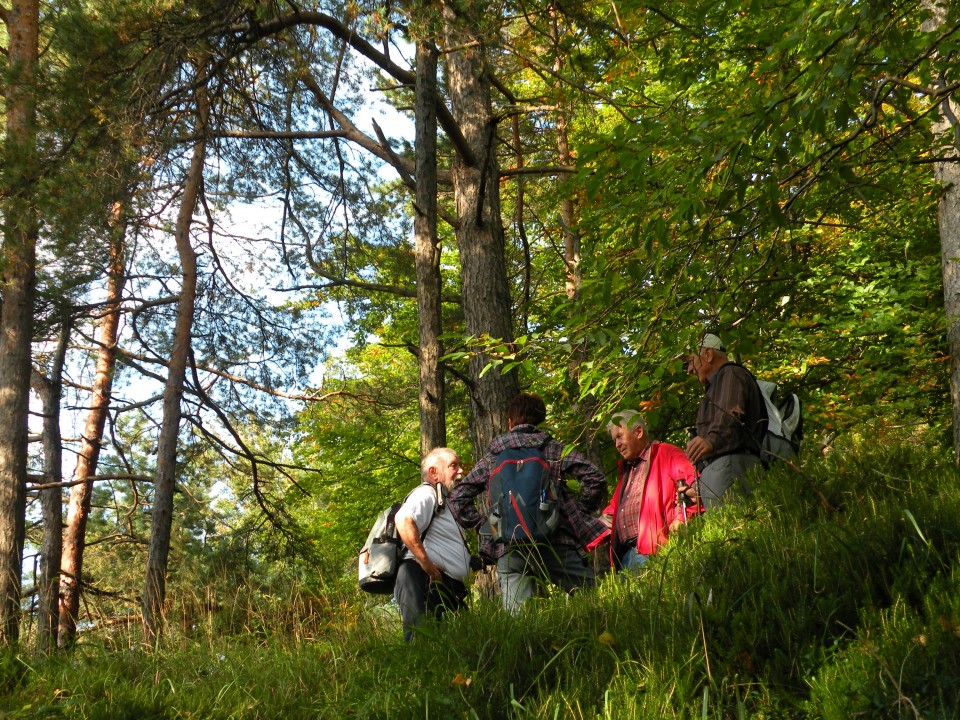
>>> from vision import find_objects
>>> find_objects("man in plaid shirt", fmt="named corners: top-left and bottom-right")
top-left (449, 393), bottom-right (609, 612)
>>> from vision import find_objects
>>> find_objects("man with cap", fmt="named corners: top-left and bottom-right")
top-left (603, 409), bottom-right (702, 572)
top-left (685, 333), bottom-right (768, 509)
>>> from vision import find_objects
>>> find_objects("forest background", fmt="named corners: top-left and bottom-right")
top-left (1, 0), bottom-right (959, 673)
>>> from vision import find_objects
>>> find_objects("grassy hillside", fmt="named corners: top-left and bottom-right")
top-left (2, 442), bottom-right (960, 719)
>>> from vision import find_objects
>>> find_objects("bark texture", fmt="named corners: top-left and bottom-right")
top-left (924, 0), bottom-right (960, 463)
top-left (142, 90), bottom-right (207, 643)
top-left (442, 0), bottom-right (520, 454)
top-left (59, 215), bottom-right (126, 646)
top-left (0, 0), bottom-right (40, 646)
top-left (33, 323), bottom-right (69, 652)
top-left (938, 153), bottom-right (960, 462)
top-left (415, 40), bottom-right (446, 455)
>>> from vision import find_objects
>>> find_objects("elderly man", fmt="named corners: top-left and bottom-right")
top-left (449, 393), bottom-right (608, 613)
top-left (394, 447), bottom-right (471, 640)
top-left (604, 409), bottom-right (701, 572)
top-left (685, 333), bottom-right (768, 509)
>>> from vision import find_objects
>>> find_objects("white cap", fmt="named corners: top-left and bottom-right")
top-left (699, 333), bottom-right (726, 352)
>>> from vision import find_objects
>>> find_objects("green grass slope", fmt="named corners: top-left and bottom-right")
top-left (2, 443), bottom-right (960, 719)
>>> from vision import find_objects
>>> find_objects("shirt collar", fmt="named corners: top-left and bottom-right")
top-left (623, 441), bottom-right (653, 471)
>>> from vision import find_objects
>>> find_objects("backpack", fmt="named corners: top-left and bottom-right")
top-left (487, 444), bottom-right (560, 544)
top-left (358, 484), bottom-right (440, 594)
top-left (757, 379), bottom-right (804, 463)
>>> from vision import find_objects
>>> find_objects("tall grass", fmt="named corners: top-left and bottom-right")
top-left (2, 442), bottom-right (960, 718)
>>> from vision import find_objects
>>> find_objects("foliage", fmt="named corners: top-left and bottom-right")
top-left (291, 340), bottom-right (475, 581)
top-left (3, 443), bottom-right (960, 718)
top-left (534, 0), bottom-right (953, 442)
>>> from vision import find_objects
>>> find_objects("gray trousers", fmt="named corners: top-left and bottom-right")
top-left (698, 453), bottom-right (762, 510)
top-left (497, 543), bottom-right (594, 614)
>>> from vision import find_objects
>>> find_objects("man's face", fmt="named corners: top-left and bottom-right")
top-left (434, 453), bottom-right (464, 490)
top-left (686, 349), bottom-right (710, 383)
top-left (610, 422), bottom-right (647, 461)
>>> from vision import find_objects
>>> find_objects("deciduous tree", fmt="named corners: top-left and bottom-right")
top-left (924, 0), bottom-right (960, 461)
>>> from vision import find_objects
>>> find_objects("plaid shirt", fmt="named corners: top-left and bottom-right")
top-left (449, 425), bottom-right (609, 559)
top-left (613, 446), bottom-right (650, 544)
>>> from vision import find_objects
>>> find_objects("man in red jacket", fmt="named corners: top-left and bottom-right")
top-left (603, 409), bottom-right (702, 572)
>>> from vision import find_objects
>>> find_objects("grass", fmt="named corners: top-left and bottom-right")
top-left (2, 441), bottom-right (960, 718)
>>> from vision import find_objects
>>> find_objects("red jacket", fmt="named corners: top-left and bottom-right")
top-left (602, 442), bottom-right (701, 563)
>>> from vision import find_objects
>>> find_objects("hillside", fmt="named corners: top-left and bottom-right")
top-left (2, 442), bottom-right (959, 719)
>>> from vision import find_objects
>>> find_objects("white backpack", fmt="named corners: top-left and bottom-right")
top-left (757, 379), bottom-right (803, 463)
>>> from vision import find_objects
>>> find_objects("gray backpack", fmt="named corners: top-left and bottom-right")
top-left (358, 484), bottom-right (440, 594)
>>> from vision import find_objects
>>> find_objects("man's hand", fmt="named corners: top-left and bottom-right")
top-left (676, 480), bottom-right (700, 507)
top-left (396, 514), bottom-right (444, 581)
top-left (685, 436), bottom-right (714, 465)
top-left (419, 557), bottom-right (443, 581)
top-left (600, 513), bottom-right (613, 529)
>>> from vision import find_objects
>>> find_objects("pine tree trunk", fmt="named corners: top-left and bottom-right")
top-left (415, 39), bottom-right (446, 456)
top-left (442, 0), bottom-right (520, 454)
top-left (0, 0), bottom-right (40, 646)
top-left (59, 212), bottom-right (126, 647)
top-left (32, 322), bottom-right (70, 652)
top-left (142, 89), bottom-right (207, 644)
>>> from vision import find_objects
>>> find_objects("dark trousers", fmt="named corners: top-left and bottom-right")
top-left (393, 559), bottom-right (468, 641)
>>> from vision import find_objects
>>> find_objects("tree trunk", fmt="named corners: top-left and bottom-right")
top-left (556, 108), bottom-right (603, 461)
top-left (415, 39), bottom-right (446, 456)
top-left (0, 0), bottom-right (40, 646)
top-left (59, 210), bottom-right (126, 647)
top-left (550, 18), bottom-right (602, 464)
top-left (32, 321), bottom-right (70, 652)
top-left (441, 0), bottom-right (520, 454)
top-left (923, 0), bottom-right (960, 463)
top-left (938, 143), bottom-right (960, 464)
top-left (142, 90), bottom-right (207, 644)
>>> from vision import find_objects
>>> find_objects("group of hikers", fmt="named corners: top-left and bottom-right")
top-left (391, 333), bottom-right (781, 640)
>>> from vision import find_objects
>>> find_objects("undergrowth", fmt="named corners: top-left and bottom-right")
top-left (2, 441), bottom-right (960, 718)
